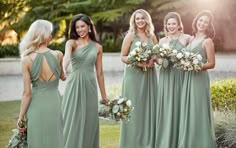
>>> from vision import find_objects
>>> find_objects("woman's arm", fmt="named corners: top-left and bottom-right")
top-left (95, 44), bottom-right (109, 104)
top-left (57, 50), bottom-right (66, 81)
top-left (202, 38), bottom-right (215, 70)
top-left (63, 40), bottom-right (73, 76)
top-left (121, 32), bottom-right (133, 64)
top-left (18, 57), bottom-right (32, 122)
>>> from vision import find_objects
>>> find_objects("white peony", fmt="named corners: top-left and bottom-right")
top-left (130, 50), bottom-right (137, 56)
top-left (184, 52), bottom-right (190, 58)
top-left (142, 42), bottom-right (147, 47)
top-left (172, 49), bottom-right (178, 54)
top-left (192, 59), bottom-right (199, 64)
top-left (126, 100), bottom-right (132, 107)
top-left (135, 41), bottom-right (141, 47)
top-left (176, 53), bottom-right (184, 59)
top-left (197, 54), bottom-right (203, 61)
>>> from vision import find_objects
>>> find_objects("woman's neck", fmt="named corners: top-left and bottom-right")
top-left (195, 32), bottom-right (207, 39)
top-left (168, 31), bottom-right (181, 40)
top-left (78, 36), bottom-right (91, 44)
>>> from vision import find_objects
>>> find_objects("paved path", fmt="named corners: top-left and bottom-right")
top-left (0, 52), bottom-right (236, 101)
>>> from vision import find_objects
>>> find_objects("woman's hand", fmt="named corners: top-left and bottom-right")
top-left (101, 98), bottom-right (110, 106)
top-left (17, 118), bottom-right (26, 133)
top-left (137, 62), bottom-right (148, 68)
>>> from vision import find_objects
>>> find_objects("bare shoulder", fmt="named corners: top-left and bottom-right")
top-left (95, 42), bottom-right (103, 53)
top-left (203, 38), bottom-right (214, 47)
top-left (66, 39), bottom-right (76, 48)
top-left (182, 33), bottom-right (191, 40)
top-left (21, 56), bottom-right (31, 66)
top-left (124, 32), bottom-right (134, 42)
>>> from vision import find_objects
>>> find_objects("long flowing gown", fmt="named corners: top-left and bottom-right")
top-left (62, 41), bottom-right (99, 148)
top-left (178, 40), bottom-right (217, 148)
top-left (26, 51), bottom-right (63, 148)
top-left (155, 39), bottom-right (185, 148)
top-left (119, 36), bottom-right (158, 148)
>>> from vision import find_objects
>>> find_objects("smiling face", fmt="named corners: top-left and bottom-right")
top-left (166, 18), bottom-right (180, 34)
top-left (196, 15), bottom-right (210, 32)
top-left (75, 20), bottom-right (89, 38)
top-left (134, 12), bottom-right (146, 29)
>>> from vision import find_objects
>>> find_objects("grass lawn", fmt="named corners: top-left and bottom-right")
top-left (0, 100), bottom-right (120, 148)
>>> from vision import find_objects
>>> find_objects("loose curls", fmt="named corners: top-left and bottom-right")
top-left (19, 19), bottom-right (53, 57)
top-left (192, 10), bottom-right (215, 39)
top-left (163, 12), bottom-right (184, 36)
top-left (128, 9), bottom-right (155, 37)
top-left (69, 14), bottom-right (99, 43)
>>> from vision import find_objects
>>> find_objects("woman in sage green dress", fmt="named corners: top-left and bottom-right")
top-left (62, 14), bottom-right (109, 148)
top-left (154, 12), bottom-right (191, 148)
top-left (17, 20), bottom-right (65, 148)
top-left (119, 9), bottom-right (158, 148)
top-left (178, 10), bottom-right (217, 148)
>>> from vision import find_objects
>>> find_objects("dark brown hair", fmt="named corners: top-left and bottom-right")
top-left (69, 14), bottom-right (99, 43)
top-left (192, 10), bottom-right (215, 39)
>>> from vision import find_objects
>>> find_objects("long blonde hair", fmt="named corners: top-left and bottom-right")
top-left (128, 9), bottom-right (155, 36)
top-left (19, 19), bottom-right (53, 57)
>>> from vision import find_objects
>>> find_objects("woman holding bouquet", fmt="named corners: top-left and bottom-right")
top-left (119, 9), bottom-right (158, 148)
top-left (178, 10), bottom-right (217, 148)
top-left (62, 14), bottom-right (109, 148)
top-left (155, 12), bottom-right (191, 148)
top-left (18, 19), bottom-right (65, 147)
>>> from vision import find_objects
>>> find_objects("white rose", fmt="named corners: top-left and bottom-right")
top-left (130, 50), bottom-right (137, 56)
top-left (162, 43), bottom-right (170, 49)
top-left (118, 98), bottom-right (125, 104)
top-left (136, 47), bottom-right (142, 52)
top-left (142, 42), bottom-right (147, 47)
top-left (197, 54), bottom-right (203, 61)
top-left (172, 49), bottom-right (178, 54)
top-left (135, 41), bottom-right (141, 46)
top-left (126, 100), bottom-right (132, 107)
top-left (192, 59), bottom-right (199, 65)
top-left (184, 52), bottom-right (190, 58)
top-left (176, 53), bottom-right (184, 59)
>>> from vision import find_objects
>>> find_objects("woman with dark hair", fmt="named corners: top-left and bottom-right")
top-left (62, 14), bottom-right (109, 148)
top-left (154, 12), bottom-right (190, 148)
top-left (178, 10), bottom-right (217, 148)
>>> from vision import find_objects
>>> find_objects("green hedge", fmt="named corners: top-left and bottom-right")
top-left (0, 45), bottom-right (19, 58)
top-left (0, 40), bottom-right (121, 57)
top-left (211, 78), bottom-right (236, 111)
top-left (214, 111), bottom-right (236, 148)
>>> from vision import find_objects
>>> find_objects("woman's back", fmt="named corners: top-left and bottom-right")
top-left (26, 49), bottom-right (63, 148)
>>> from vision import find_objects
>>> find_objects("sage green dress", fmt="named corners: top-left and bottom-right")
top-left (62, 41), bottom-right (99, 148)
top-left (26, 51), bottom-right (63, 148)
top-left (155, 39), bottom-right (185, 148)
top-left (119, 36), bottom-right (158, 148)
top-left (178, 40), bottom-right (217, 148)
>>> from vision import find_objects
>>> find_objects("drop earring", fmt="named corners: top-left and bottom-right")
top-left (88, 28), bottom-right (91, 33)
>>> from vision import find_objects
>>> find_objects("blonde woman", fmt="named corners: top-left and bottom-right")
top-left (119, 9), bottom-right (158, 148)
top-left (18, 19), bottom-right (65, 147)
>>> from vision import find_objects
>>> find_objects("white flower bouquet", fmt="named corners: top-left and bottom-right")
top-left (173, 48), bottom-right (203, 72)
top-left (7, 120), bottom-right (27, 148)
top-left (99, 96), bottom-right (134, 122)
top-left (152, 43), bottom-right (177, 68)
top-left (127, 41), bottom-right (152, 71)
